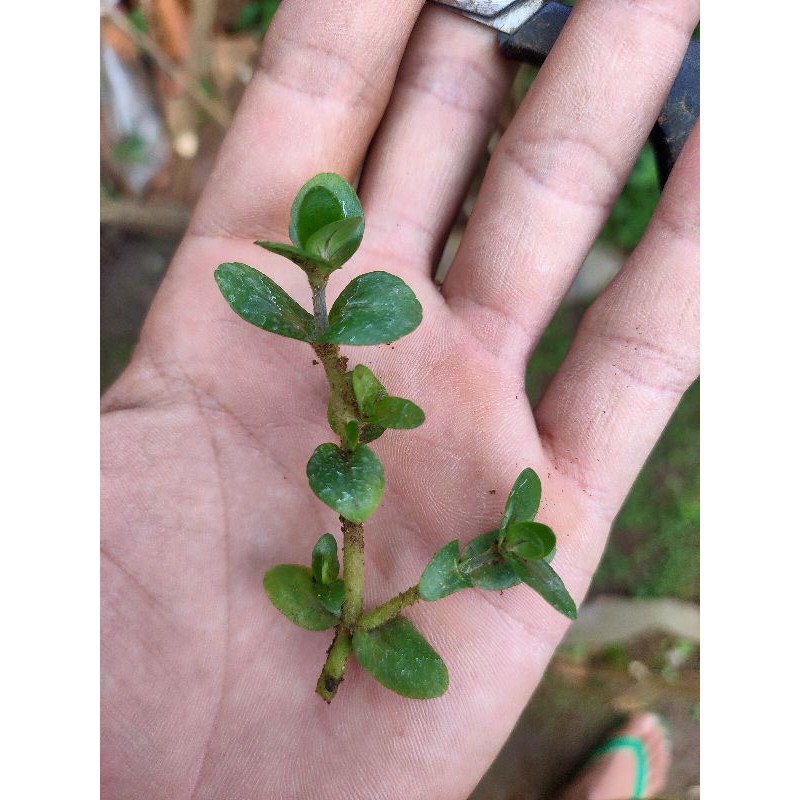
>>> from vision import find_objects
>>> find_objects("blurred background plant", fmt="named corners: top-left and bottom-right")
top-left (100, 3), bottom-right (699, 797)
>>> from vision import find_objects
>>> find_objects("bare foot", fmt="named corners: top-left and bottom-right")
top-left (558, 713), bottom-right (671, 800)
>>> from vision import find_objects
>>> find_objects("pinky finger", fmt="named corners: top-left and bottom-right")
top-left (534, 125), bottom-right (700, 522)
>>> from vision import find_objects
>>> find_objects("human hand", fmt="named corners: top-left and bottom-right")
top-left (101, 1), bottom-right (699, 797)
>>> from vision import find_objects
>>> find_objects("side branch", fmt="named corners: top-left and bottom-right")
top-left (358, 585), bottom-right (420, 630)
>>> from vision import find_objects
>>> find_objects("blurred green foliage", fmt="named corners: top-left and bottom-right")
top-left (234, 0), bottom-right (280, 37)
top-left (112, 133), bottom-right (148, 166)
top-left (595, 380), bottom-right (699, 601)
top-left (600, 143), bottom-right (661, 253)
top-left (128, 8), bottom-right (149, 33)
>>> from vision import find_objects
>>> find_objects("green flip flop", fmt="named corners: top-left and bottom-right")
top-left (588, 717), bottom-right (671, 800)
top-left (590, 736), bottom-right (648, 798)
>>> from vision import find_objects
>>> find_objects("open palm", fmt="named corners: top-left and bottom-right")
top-left (101, 2), bottom-right (699, 798)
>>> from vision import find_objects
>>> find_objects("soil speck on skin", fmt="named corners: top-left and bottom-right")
top-left (312, 359), bottom-right (319, 365)
top-left (489, 490), bottom-right (496, 495)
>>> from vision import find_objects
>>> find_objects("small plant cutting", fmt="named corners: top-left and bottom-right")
top-left (214, 173), bottom-right (577, 704)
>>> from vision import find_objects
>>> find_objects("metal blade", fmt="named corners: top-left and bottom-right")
top-left (433, 0), bottom-right (546, 34)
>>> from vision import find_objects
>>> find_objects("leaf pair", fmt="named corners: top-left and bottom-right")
top-left (419, 469), bottom-right (577, 619)
top-left (263, 534), bottom-right (345, 630)
top-left (258, 173), bottom-right (365, 274)
top-left (350, 363), bottom-right (424, 443)
top-left (215, 263), bottom-right (422, 347)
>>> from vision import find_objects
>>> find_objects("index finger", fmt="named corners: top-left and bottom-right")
top-left (189, 0), bottom-right (426, 241)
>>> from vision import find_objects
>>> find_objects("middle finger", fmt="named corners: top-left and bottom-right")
top-left (442, 0), bottom-right (699, 363)
top-left (357, 4), bottom-right (517, 273)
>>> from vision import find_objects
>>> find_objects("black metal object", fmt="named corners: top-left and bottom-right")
top-left (498, 1), bottom-right (699, 187)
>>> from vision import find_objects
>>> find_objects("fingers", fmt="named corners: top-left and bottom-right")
top-left (356, 6), bottom-right (517, 273)
top-left (442, 0), bottom-right (699, 363)
top-left (535, 124), bottom-right (699, 523)
top-left (189, 0), bottom-right (425, 240)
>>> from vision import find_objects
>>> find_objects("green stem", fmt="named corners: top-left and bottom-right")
top-left (310, 278), bottom-right (328, 336)
top-left (314, 520), bottom-right (365, 704)
top-left (309, 282), bottom-right (366, 702)
top-left (315, 627), bottom-right (352, 703)
top-left (358, 585), bottom-right (420, 630)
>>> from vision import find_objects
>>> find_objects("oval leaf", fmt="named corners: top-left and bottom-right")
top-left (502, 521), bottom-right (557, 562)
top-left (307, 443), bottom-right (384, 523)
top-left (263, 565), bottom-right (338, 630)
top-left (506, 554), bottom-right (577, 620)
top-left (321, 272), bottom-right (423, 346)
top-left (254, 240), bottom-right (330, 273)
top-left (351, 364), bottom-right (387, 416)
top-left (500, 468), bottom-right (543, 538)
top-left (419, 540), bottom-right (472, 601)
top-left (368, 396), bottom-right (425, 430)
top-left (315, 579), bottom-right (345, 615)
top-left (343, 420), bottom-right (360, 450)
top-left (459, 530), bottom-right (521, 591)
top-left (352, 617), bottom-right (449, 699)
top-left (311, 533), bottom-right (339, 585)
top-left (214, 262), bottom-right (315, 342)
top-left (359, 423), bottom-right (385, 444)
top-left (304, 216), bottom-right (364, 268)
top-left (290, 173), bottom-right (363, 250)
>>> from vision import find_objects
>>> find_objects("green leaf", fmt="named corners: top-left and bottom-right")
top-left (459, 530), bottom-right (521, 591)
top-left (419, 540), bottom-right (472, 601)
top-left (506, 555), bottom-right (577, 620)
top-left (254, 240), bottom-right (330, 272)
top-left (321, 272), bottom-right (423, 346)
top-left (315, 579), bottom-right (345, 615)
top-left (351, 364), bottom-right (387, 416)
top-left (214, 262), bottom-right (315, 342)
top-left (352, 617), bottom-right (449, 699)
top-left (359, 423), bottom-right (385, 444)
top-left (344, 420), bottom-right (360, 450)
top-left (368, 396), bottom-right (425, 430)
top-left (290, 173), bottom-right (363, 250)
top-left (311, 533), bottom-right (339, 584)
top-left (502, 521), bottom-right (557, 562)
top-left (306, 443), bottom-right (384, 523)
top-left (304, 216), bottom-right (364, 268)
top-left (262, 565), bottom-right (338, 630)
top-left (499, 468), bottom-right (542, 540)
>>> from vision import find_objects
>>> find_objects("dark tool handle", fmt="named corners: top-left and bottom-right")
top-left (498, 1), bottom-right (699, 187)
